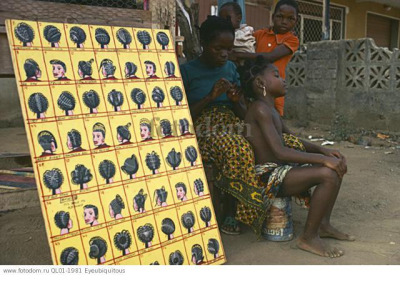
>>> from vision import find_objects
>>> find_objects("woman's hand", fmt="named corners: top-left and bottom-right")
top-left (227, 84), bottom-right (242, 103)
top-left (209, 78), bottom-right (232, 100)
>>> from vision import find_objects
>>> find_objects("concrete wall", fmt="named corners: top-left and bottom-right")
top-left (285, 38), bottom-right (400, 132)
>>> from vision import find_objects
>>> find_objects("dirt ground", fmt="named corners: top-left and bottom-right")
top-left (0, 125), bottom-right (400, 265)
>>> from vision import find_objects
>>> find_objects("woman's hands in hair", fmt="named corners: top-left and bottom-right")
top-left (209, 78), bottom-right (233, 100)
top-left (227, 84), bottom-right (242, 103)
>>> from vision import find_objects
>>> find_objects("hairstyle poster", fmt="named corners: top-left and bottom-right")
top-left (6, 19), bottom-right (225, 265)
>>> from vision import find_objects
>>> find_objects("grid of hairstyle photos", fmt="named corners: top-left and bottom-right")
top-left (6, 19), bottom-right (225, 266)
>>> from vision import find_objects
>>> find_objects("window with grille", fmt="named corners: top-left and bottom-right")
top-left (294, 0), bottom-right (345, 45)
top-left (33, 0), bottom-right (145, 9)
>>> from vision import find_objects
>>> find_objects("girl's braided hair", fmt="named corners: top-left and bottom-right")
top-left (237, 56), bottom-right (273, 99)
top-left (199, 15), bottom-right (235, 44)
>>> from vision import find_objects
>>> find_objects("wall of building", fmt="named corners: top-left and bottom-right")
top-left (285, 38), bottom-right (400, 132)
top-left (331, 0), bottom-right (400, 41)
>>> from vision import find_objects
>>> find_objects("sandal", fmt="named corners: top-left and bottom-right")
top-left (220, 216), bottom-right (241, 235)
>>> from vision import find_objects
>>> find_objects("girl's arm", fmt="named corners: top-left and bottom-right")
top-left (281, 119), bottom-right (346, 159)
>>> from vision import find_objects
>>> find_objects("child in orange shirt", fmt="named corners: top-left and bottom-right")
top-left (232, 0), bottom-right (299, 116)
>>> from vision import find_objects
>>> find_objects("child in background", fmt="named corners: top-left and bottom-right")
top-left (239, 56), bottom-right (354, 257)
top-left (219, 2), bottom-right (255, 63)
top-left (231, 0), bottom-right (300, 116)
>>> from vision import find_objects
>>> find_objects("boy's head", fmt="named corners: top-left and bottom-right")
top-left (272, 0), bottom-right (298, 34)
top-left (219, 2), bottom-right (242, 30)
top-left (239, 56), bottom-right (286, 100)
top-left (199, 16), bottom-right (235, 67)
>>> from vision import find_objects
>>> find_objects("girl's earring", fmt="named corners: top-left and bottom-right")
top-left (263, 86), bottom-right (267, 97)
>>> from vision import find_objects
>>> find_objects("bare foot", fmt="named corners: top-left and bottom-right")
top-left (296, 236), bottom-right (344, 258)
top-left (320, 224), bottom-right (355, 241)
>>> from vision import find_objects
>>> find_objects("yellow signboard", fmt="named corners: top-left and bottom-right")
top-left (6, 19), bottom-right (225, 265)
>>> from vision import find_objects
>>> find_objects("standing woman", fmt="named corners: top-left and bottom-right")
top-left (180, 16), bottom-right (267, 236)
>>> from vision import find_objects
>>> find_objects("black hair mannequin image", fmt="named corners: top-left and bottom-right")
top-left (95, 28), bottom-right (110, 49)
top-left (14, 22), bottom-right (34, 46)
top-left (43, 25), bottom-right (61, 47)
top-left (37, 130), bottom-right (57, 157)
top-left (107, 89), bottom-right (124, 112)
top-left (99, 59), bottom-right (117, 80)
top-left (67, 129), bottom-right (85, 153)
top-left (131, 88), bottom-right (146, 109)
top-left (43, 168), bottom-right (64, 195)
top-left (164, 61), bottom-right (177, 78)
top-left (125, 62), bottom-right (139, 79)
top-left (84, 204), bottom-right (99, 226)
top-left (109, 194), bottom-right (125, 220)
top-left (169, 250), bottom-right (184, 265)
top-left (78, 59), bottom-right (94, 80)
top-left (160, 119), bottom-right (174, 138)
top-left (185, 146), bottom-right (198, 166)
top-left (156, 32), bottom-right (169, 50)
top-left (28, 92), bottom-right (48, 119)
top-left (114, 230), bottom-right (132, 256)
top-left (133, 189), bottom-right (147, 213)
top-left (89, 236), bottom-right (108, 264)
top-left (92, 122), bottom-right (110, 149)
top-left (200, 206), bottom-right (212, 227)
top-left (116, 28), bottom-right (132, 49)
top-left (116, 123), bottom-right (132, 145)
top-left (98, 160), bottom-right (116, 184)
top-left (207, 238), bottom-right (220, 259)
top-left (170, 86), bottom-right (183, 106)
top-left (161, 218), bottom-right (175, 240)
top-left (82, 89), bottom-right (100, 114)
top-left (50, 59), bottom-right (70, 81)
top-left (181, 211), bottom-right (195, 234)
top-left (145, 151), bottom-right (161, 174)
top-left (70, 26), bottom-right (86, 48)
top-left (191, 244), bottom-right (204, 265)
top-left (175, 182), bottom-right (187, 202)
top-left (71, 164), bottom-right (92, 190)
top-left (152, 86), bottom-right (165, 108)
top-left (57, 91), bottom-right (75, 116)
top-left (140, 118), bottom-right (154, 142)
top-left (136, 30), bottom-right (151, 49)
top-left (54, 211), bottom-right (73, 235)
top-left (121, 154), bottom-right (139, 179)
top-left (24, 59), bottom-right (42, 81)
top-left (194, 178), bottom-right (205, 196)
top-left (144, 61), bottom-right (159, 79)
top-left (166, 148), bottom-right (181, 170)
top-left (137, 223), bottom-right (154, 248)
top-left (60, 247), bottom-right (79, 265)
top-left (179, 118), bottom-right (192, 136)
top-left (154, 186), bottom-right (168, 207)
